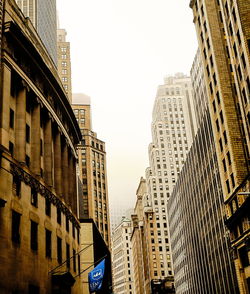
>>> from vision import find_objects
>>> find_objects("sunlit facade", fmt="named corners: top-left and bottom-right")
top-left (190, 1), bottom-right (250, 292)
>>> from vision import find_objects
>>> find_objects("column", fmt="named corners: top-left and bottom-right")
top-left (72, 157), bottom-right (77, 215)
top-left (0, 63), bottom-right (11, 149)
top-left (44, 116), bottom-right (53, 186)
top-left (15, 82), bottom-right (27, 163)
top-left (54, 129), bottom-right (62, 197)
top-left (68, 151), bottom-right (74, 208)
top-left (62, 141), bottom-right (69, 203)
top-left (30, 100), bottom-right (41, 175)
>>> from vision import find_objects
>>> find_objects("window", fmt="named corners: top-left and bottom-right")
top-left (31, 188), bottom-right (38, 207)
top-left (61, 62), bottom-right (67, 67)
top-left (226, 180), bottom-right (230, 193)
top-left (57, 237), bottom-right (62, 264)
top-left (12, 210), bottom-right (21, 244)
top-left (66, 243), bottom-right (70, 269)
top-left (9, 141), bottom-right (14, 156)
top-left (45, 198), bottom-right (51, 217)
top-left (57, 207), bottom-right (61, 224)
top-left (26, 124), bottom-right (30, 143)
top-left (13, 175), bottom-right (21, 197)
top-left (10, 109), bottom-right (14, 129)
top-left (45, 229), bottom-right (52, 258)
top-left (66, 217), bottom-right (69, 232)
top-left (25, 155), bottom-right (30, 167)
top-left (73, 249), bottom-right (76, 272)
top-left (223, 131), bottom-right (228, 145)
top-left (30, 220), bottom-right (38, 251)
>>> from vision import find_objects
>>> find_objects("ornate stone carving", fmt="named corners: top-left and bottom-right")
top-left (10, 162), bottom-right (80, 228)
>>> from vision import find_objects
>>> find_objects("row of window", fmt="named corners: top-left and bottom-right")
top-left (13, 176), bottom-right (79, 240)
top-left (12, 210), bottom-right (79, 272)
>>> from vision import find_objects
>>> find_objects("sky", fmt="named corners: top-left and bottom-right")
top-left (57, 0), bottom-right (198, 211)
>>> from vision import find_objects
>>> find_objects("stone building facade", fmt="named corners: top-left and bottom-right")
top-left (0, 0), bottom-right (82, 293)
top-left (190, 1), bottom-right (250, 292)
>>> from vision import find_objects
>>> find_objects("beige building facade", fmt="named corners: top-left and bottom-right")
top-left (111, 217), bottom-right (134, 294)
top-left (190, 1), bottom-right (250, 292)
top-left (0, 0), bottom-right (82, 293)
top-left (72, 94), bottom-right (111, 248)
top-left (57, 28), bottom-right (72, 102)
top-left (144, 74), bottom-right (196, 289)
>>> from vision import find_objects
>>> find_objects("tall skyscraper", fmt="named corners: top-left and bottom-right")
top-left (72, 94), bottom-right (111, 248)
top-left (145, 74), bottom-right (197, 286)
top-left (168, 50), bottom-right (238, 294)
top-left (16, 0), bottom-right (57, 64)
top-left (57, 28), bottom-right (72, 102)
top-left (190, 1), bottom-right (250, 292)
top-left (111, 217), bottom-right (134, 294)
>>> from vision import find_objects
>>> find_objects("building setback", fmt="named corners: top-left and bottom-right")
top-left (0, 0), bottom-right (82, 293)
top-left (190, 1), bottom-right (250, 292)
top-left (15, 0), bottom-right (57, 65)
top-left (168, 49), bottom-right (238, 294)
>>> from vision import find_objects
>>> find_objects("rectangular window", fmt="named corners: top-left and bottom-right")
top-left (10, 109), bottom-right (14, 129)
top-left (57, 207), bottom-right (61, 224)
top-left (9, 141), bottom-right (14, 157)
top-left (26, 124), bottom-right (30, 143)
top-left (66, 216), bottom-right (69, 232)
top-left (45, 198), bottom-right (51, 217)
top-left (12, 210), bottom-right (21, 244)
top-left (13, 175), bottom-right (21, 197)
top-left (31, 188), bottom-right (38, 207)
top-left (226, 180), bottom-right (231, 193)
top-left (30, 221), bottom-right (38, 251)
top-left (45, 229), bottom-right (52, 258)
top-left (57, 237), bottom-right (62, 264)
top-left (66, 243), bottom-right (70, 269)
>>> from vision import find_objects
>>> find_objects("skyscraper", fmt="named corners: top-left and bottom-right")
top-left (144, 74), bottom-right (197, 287)
top-left (57, 28), bottom-right (72, 102)
top-left (190, 1), bottom-right (250, 292)
top-left (168, 50), bottom-right (238, 294)
top-left (72, 94), bottom-right (111, 248)
top-left (16, 0), bottom-right (57, 65)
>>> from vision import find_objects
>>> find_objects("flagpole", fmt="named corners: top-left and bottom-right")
top-left (74, 254), bottom-right (107, 278)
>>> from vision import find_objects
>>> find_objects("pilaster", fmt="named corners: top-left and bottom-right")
top-left (44, 116), bottom-right (53, 186)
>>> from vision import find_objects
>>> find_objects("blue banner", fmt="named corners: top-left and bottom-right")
top-left (88, 259), bottom-right (105, 293)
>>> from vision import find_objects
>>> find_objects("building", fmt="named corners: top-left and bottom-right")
top-left (168, 49), bottom-right (238, 294)
top-left (72, 93), bottom-right (111, 248)
top-left (0, 0), bottom-right (82, 293)
top-left (110, 206), bottom-right (134, 233)
top-left (57, 28), bottom-right (72, 102)
top-left (111, 217), bottom-right (134, 294)
top-left (15, 0), bottom-right (57, 65)
top-left (190, 1), bottom-right (250, 292)
top-left (144, 73), bottom-right (197, 290)
top-left (131, 178), bottom-right (151, 294)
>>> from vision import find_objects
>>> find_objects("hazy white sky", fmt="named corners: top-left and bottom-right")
top-left (57, 0), bottom-right (198, 210)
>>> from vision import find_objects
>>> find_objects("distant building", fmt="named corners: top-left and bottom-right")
top-left (168, 50), bottom-right (238, 294)
top-left (131, 178), bottom-right (151, 294)
top-left (15, 0), bottom-right (57, 64)
top-left (57, 28), bottom-right (72, 102)
top-left (145, 74), bottom-right (197, 288)
top-left (0, 1), bottom-right (82, 292)
top-left (110, 206), bottom-right (134, 232)
top-left (111, 217), bottom-right (134, 294)
top-left (190, 1), bottom-right (250, 292)
top-left (72, 94), bottom-right (111, 248)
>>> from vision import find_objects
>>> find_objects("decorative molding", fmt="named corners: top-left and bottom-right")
top-left (10, 162), bottom-right (80, 229)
